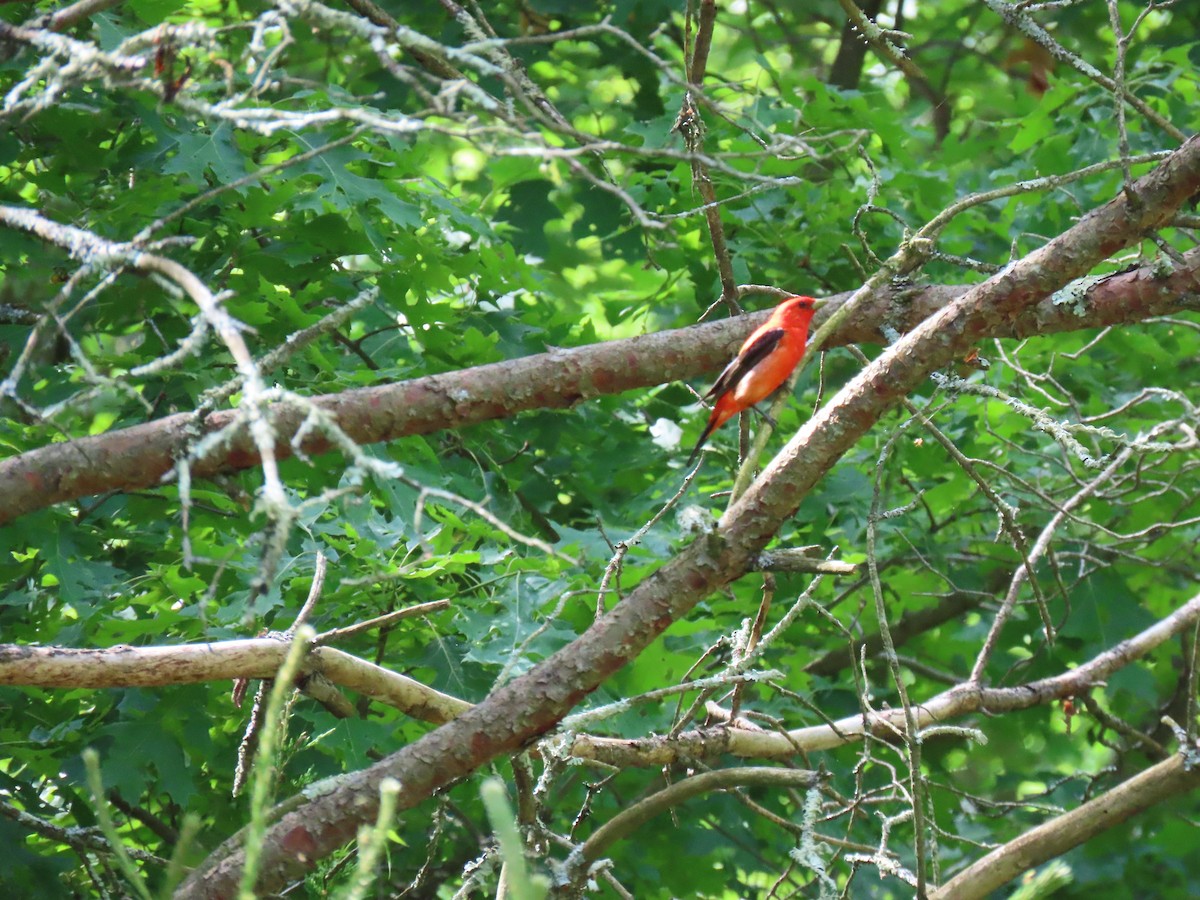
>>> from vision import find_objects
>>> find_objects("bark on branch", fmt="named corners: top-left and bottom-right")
top-left (0, 640), bottom-right (469, 725)
top-left (929, 745), bottom-right (1200, 899)
top-left (572, 589), bottom-right (1200, 766)
top-left (3, 249), bottom-right (1199, 527)
top-left (176, 136), bottom-right (1200, 899)
top-left (5, 583), bottom-right (1194, 776)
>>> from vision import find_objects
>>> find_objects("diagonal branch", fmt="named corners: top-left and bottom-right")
top-left (176, 136), bottom-right (1200, 899)
top-left (3, 249), bottom-right (1199, 528)
top-left (566, 766), bottom-right (821, 887)
top-left (928, 743), bottom-right (1200, 899)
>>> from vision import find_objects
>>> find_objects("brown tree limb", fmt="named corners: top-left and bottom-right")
top-left (3, 250), bottom-right (1199, 528)
top-left (6, 569), bottom-right (1187, 769)
top-left (572, 589), bottom-right (1200, 767)
top-left (928, 745), bottom-right (1200, 900)
top-left (687, 0), bottom-right (717, 85)
top-left (15, 582), bottom-right (1188, 767)
top-left (175, 136), bottom-right (1200, 899)
top-left (755, 548), bottom-right (858, 576)
top-left (680, 0), bottom-right (740, 310)
top-left (0, 640), bottom-right (471, 725)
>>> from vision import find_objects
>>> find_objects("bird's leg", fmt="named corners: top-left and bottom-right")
top-left (749, 406), bottom-right (778, 429)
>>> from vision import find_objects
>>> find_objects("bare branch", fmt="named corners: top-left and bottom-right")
top-left (572, 589), bottom-right (1200, 767)
top-left (4, 248), bottom-right (1198, 528)
top-left (929, 744), bottom-right (1200, 899)
top-left (0, 640), bottom-right (471, 724)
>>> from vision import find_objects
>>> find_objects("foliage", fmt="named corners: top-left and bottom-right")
top-left (1, 1), bottom-right (1199, 898)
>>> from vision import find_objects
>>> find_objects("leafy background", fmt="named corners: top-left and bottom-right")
top-left (2, 0), bottom-right (1199, 897)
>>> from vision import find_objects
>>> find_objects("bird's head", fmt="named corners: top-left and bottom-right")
top-left (779, 295), bottom-right (818, 322)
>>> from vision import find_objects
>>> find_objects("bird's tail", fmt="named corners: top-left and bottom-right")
top-left (687, 420), bottom-right (718, 466)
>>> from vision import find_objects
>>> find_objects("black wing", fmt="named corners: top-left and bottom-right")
top-left (703, 327), bottom-right (785, 399)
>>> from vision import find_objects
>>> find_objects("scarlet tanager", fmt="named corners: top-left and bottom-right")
top-left (688, 295), bottom-right (818, 464)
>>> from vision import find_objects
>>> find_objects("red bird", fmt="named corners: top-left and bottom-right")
top-left (688, 295), bottom-right (818, 464)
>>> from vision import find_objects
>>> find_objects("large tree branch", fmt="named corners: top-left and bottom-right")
top-left (4, 584), bottom-right (1195, 775)
top-left (176, 138), bottom-right (1200, 899)
top-left (3, 249), bottom-right (1199, 527)
top-left (0, 640), bottom-right (470, 725)
top-left (574, 589), bottom-right (1200, 766)
top-left (929, 743), bottom-right (1200, 899)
